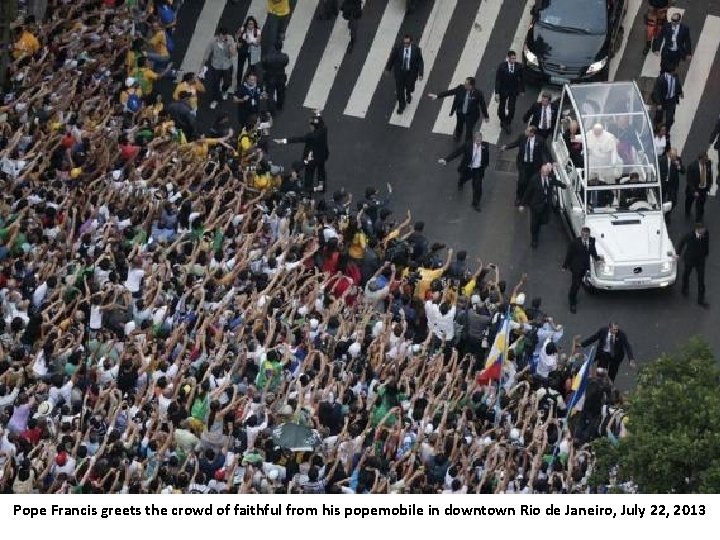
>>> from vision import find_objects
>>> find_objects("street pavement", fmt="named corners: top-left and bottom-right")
top-left (166, 0), bottom-right (720, 390)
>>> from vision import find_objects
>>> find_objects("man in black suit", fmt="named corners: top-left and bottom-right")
top-left (659, 12), bottom-right (692, 71)
top-left (438, 132), bottom-right (490, 211)
top-left (685, 152), bottom-right (713, 222)
top-left (678, 222), bottom-right (710, 308)
top-left (428, 76), bottom-right (489, 141)
top-left (522, 93), bottom-right (558, 140)
top-left (563, 227), bottom-right (603, 314)
top-left (581, 322), bottom-right (635, 383)
top-left (341, 0), bottom-right (362, 53)
top-left (519, 163), bottom-right (566, 248)
top-left (385, 34), bottom-right (424, 115)
top-left (651, 65), bottom-right (682, 134)
top-left (274, 114), bottom-right (330, 193)
top-left (658, 148), bottom-right (683, 224)
top-left (501, 126), bottom-right (548, 205)
top-left (494, 50), bottom-right (524, 134)
top-left (709, 113), bottom-right (720, 166)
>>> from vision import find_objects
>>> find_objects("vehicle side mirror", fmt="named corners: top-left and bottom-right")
top-left (662, 201), bottom-right (672, 213)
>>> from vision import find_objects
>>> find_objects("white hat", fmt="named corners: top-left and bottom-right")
top-left (514, 293), bottom-right (525, 306)
top-left (424, 423), bottom-right (434, 435)
top-left (125, 77), bottom-right (136, 87)
top-left (309, 318), bottom-right (319, 330)
top-left (348, 342), bottom-right (362, 358)
top-left (111, 170), bottom-right (122, 181)
top-left (471, 294), bottom-right (481, 306)
top-left (510, 427), bottom-right (521, 441)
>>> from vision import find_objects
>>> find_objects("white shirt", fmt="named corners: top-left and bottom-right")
top-left (89, 304), bottom-right (103, 330)
top-left (471, 144), bottom-right (483, 168)
top-left (424, 300), bottom-right (456, 341)
top-left (540, 104), bottom-right (552, 129)
top-left (124, 268), bottom-right (145, 293)
top-left (32, 281), bottom-right (48, 308)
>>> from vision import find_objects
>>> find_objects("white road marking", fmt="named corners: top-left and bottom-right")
top-left (344, 0), bottom-right (405, 118)
top-left (304, 0), bottom-right (367, 112)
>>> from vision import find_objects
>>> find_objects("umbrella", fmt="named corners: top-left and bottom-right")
top-left (272, 422), bottom-right (321, 452)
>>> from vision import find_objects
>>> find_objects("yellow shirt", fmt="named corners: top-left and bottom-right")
top-left (13, 31), bottom-right (40, 59)
top-left (191, 138), bottom-right (222, 159)
top-left (126, 50), bottom-right (137, 73)
top-left (416, 267), bottom-right (444, 300)
top-left (134, 67), bottom-right (159, 94)
top-left (173, 81), bottom-right (204, 111)
top-left (267, 0), bottom-right (290, 16)
top-left (150, 30), bottom-right (168, 57)
top-left (462, 278), bottom-right (477, 297)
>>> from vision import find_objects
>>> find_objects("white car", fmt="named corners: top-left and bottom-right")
top-left (549, 82), bottom-right (676, 290)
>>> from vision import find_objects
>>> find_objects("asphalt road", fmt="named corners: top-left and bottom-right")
top-left (169, 0), bottom-right (720, 391)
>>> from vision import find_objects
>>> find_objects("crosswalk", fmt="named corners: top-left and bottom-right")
top-left (175, 0), bottom-right (720, 161)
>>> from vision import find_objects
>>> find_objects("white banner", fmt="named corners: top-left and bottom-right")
top-left (2, 495), bottom-right (718, 538)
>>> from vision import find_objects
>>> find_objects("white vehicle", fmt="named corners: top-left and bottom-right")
top-left (549, 82), bottom-right (677, 290)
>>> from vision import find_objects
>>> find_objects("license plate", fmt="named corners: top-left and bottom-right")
top-left (550, 76), bottom-right (569, 85)
top-left (628, 279), bottom-right (649, 286)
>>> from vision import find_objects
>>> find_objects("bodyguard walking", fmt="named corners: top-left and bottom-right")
top-left (677, 222), bottom-right (710, 308)
top-left (341, 0), bottom-right (362, 53)
top-left (494, 50), bottom-right (524, 134)
top-left (651, 64), bottom-right (682, 135)
top-left (274, 114), bottom-right (330, 193)
top-left (519, 163), bottom-right (566, 248)
top-left (438, 132), bottom-right (490, 211)
top-left (428, 76), bottom-right (489, 141)
top-left (581, 323), bottom-right (635, 383)
top-left (385, 34), bottom-right (424, 115)
top-left (563, 227), bottom-right (603, 314)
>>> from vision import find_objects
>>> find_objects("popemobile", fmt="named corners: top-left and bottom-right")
top-left (549, 81), bottom-right (677, 289)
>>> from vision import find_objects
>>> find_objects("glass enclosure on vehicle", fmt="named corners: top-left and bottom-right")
top-left (553, 82), bottom-right (662, 214)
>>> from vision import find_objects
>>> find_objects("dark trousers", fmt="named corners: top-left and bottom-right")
top-left (516, 162), bottom-right (535, 201)
top-left (661, 50), bottom-right (682, 71)
top-left (529, 208), bottom-right (547, 245)
top-left (348, 18), bottom-right (359, 44)
top-left (498, 93), bottom-right (517, 124)
top-left (681, 260), bottom-right (706, 303)
top-left (568, 271), bottom-right (584, 306)
top-left (655, 101), bottom-right (677, 133)
top-left (459, 167), bottom-right (485, 207)
top-left (537, 127), bottom-right (553, 140)
top-left (455, 113), bottom-right (478, 141)
top-left (266, 75), bottom-right (286, 110)
top-left (394, 72), bottom-right (416, 110)
top-left (305, 160), bottom-right (327, 191)
top-left (319, 0), bottom-right (339, 18)
top-left (596, 351), bottom-right (620, 382)
top-left (208, 67), bottom-right (232, 103)
top-left (685, 190), bottom-right (707, 221)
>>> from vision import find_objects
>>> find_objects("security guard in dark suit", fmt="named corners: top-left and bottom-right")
top-left (438, 132), bottom-right (491, 211)
top-left (428, 77), bottom-right (489, 141)
top-left (563, 227), bottom-right (603, 314)
top-left (678, 222), bottom-right (710, 308)
top-left (519, 163), bottom-right (566, 248)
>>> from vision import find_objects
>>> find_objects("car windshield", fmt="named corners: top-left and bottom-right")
top-left (537, 0), bottom-right (607, 35)
top-left (585, 185), bottom-right (662, 214)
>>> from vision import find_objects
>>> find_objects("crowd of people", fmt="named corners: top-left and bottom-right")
top-left (0, 0), bottom-right (633, 495)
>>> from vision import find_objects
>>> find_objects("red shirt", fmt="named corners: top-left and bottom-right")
top-left (21, 427), bottom-right (42, 446)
